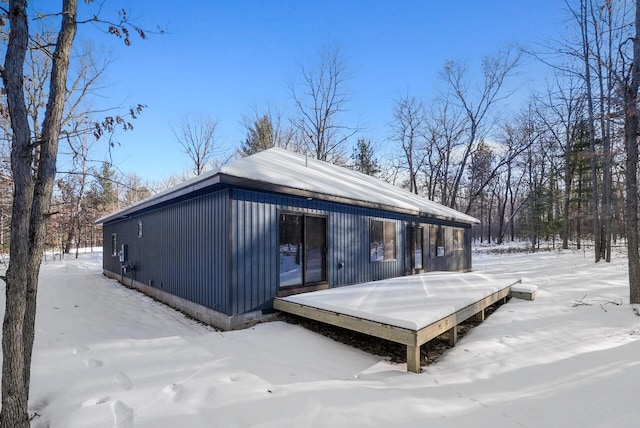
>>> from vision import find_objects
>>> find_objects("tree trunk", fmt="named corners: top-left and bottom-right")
top-left (625, 1), bottom-right (640, 305)
top-left (497, 169), bottom-right (509, 245)
top-left (24, 0), bottom-right (78, 397)
top-left (488, 191), bottom-right (494, 244)
top-left (573, 0), bottom-right (601, 261)
top-left (64, 230), bottom-right (74, 254)
top-left (1, 1), bottom-right (78, 426)
top-left (592, 0), bottom-right (614, 263)
top-left (1, 2), bottom-right (33, 426)
top-left (562, 130), bottom-right (571, 250)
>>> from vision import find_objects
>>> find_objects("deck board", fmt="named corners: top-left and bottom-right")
top-left (274, 272), bottom-right (521, 373)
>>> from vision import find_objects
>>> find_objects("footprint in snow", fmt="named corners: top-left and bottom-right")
top-left (84, 358), bottom-right (103, 369)
top-left (73, 344), bottom-right (90, 354)
top-left (217, 375), bottom-right (240, 384)
top-left (111, 400), bottom-right (134, 428)
top-left (162, 383), bottom-right (177, 394)
top-left (114, 371), bottom-right (132, 390)
top-left (82, 396), bottom-right (109, 407)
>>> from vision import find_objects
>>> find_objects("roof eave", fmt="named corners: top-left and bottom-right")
top-left (219, 174), bottom-right (480, 225)
top-left (95, 173), bottom-right (222, 225)
top-left (96, 170), bottom-right (479, 227)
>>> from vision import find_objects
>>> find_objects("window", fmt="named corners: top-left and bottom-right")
top-left (429, 225), bottom-right (444, 258)
top-left (406, 225), bottom-right (424, 270)
top-left (111, 233), bottom-right (118, 256)
top-left (137, 221), bottom-right (143, 238)
top-left (453, 228), bottom-right (464, 251)
top-left (370, 220), bottom-right (396, 262)
top-left (279, 213), bottom-right (327, 288)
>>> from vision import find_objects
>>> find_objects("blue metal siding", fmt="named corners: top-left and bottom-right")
top-left (230, 189), bottom-right (412, 313)
top-left (103, 186), bottom-right (473, 318)
top-left (103, 189), bottom-right (230, 313)
top-left (424, 224), bottom-right (472, 272)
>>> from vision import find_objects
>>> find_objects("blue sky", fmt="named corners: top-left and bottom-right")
top-left (74, 0), bottom-right (570, 182)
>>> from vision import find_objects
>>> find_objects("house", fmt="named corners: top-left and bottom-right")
top-left (96, 148), bottom-right (479, 330)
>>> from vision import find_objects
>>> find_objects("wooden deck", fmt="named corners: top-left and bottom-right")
top-left (274, 273), bottom-right (523, 373)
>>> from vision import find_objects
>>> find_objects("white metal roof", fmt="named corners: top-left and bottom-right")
top-left (96, 147), bottom-right (479, 225)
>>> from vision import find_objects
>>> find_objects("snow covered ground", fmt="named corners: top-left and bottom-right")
top-left (9, 248), bottom-right (640, 427)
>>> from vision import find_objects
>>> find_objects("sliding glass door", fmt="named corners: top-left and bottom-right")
top-left (279, 213), bottom-right (327, 289)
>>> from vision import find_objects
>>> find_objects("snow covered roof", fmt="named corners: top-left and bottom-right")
top-left (97, 148), bottom-right (479, 225)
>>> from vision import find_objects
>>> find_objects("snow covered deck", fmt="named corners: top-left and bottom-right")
top-left (274, 272), bottom-right (522, 373)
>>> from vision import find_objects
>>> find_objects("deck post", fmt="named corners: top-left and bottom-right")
top-left (407, 345), bottom-right (421, 373)
top-left (475, 308), bottom-right (485, 322)
top-left (447, 325), bottom-right (458, 346)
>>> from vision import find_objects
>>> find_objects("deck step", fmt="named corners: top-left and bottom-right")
top-left (510, 283), bottom-right (537, 300)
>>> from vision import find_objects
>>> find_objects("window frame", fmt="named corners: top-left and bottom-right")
top-left (453, 228), bottom-right (464, 251)
top-left (278, 211), bottom-right (328, 292)
top-left (429, 225), bottom-right (445, 258)
top-left (406, 224), bottom-right (424, 271)
top-left (370, 219), bottom-right (397, 262)
top-left (111, 233), bottom-right (118, 257)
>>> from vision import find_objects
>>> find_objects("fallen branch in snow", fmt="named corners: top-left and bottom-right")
top-left (573, 294), bottom-right (592, 307)
top-left (599, 299), bottom-right (623, 312)
top-left (573, 295), bottom-right (623, 311)
top-left (633, 304), bottom-right (640, 317)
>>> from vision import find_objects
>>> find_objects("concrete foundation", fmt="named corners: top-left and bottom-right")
top-left (103, 270), bottom-right (276, 331)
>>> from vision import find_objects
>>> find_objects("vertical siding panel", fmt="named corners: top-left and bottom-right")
top-left (236, 198), bottom-right (243, 314)
top-left (251, 200), bottom-right (258, 311)
top-left (210, 194), bottom-right (217, 309)
top-left (257, 197), bottom-right (265, 310)
top-left (235, 197), bottom-right (243, 314)
top-left (103, 190), bottom-right (229, 313)
top-left (243, 200), bottom-right (251, 313)
top-left (224, 191), bottom-right (230, 313)
top-left (265, 196), bottom-right (273, 308)
top-left (210, 196), bottom-right (214, 309)
top-left (199, 200), bottom-right (204, 304)
top-left (230, 196), bottom-right (237, 314)
top-left (259, 197), bottom-right (266, 307)
top-left (186, 202), bottom-right (192, 300)
top-left (174, 204), bottom-right (180, 296)
top-left (195, 201), bottom-right (200, 304)
top-left (212, 192), bottom-right (218, 308)
top-left (200, 200), bottom-right (206, 306)
top-left (244, 198), bottom-right (251, 312)
top-left (266, 201), bottom-right (275, 302)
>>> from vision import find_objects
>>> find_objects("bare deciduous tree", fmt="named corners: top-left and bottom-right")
top-left (440, 48), bottom-right (520, 209)
top-left (534, 74), bottom-right (584, 250)
top-left (390, 95), bottom-right (427, 194)
top-left (173, 114), bottom-right (220, 176)
top-left (424, 97), bottom-right (466, 204)
top-left (291, 45), bottom-right (358, 163)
